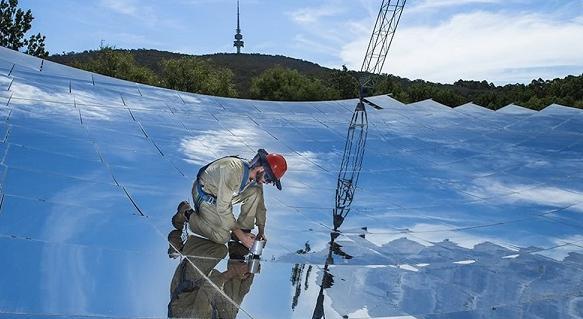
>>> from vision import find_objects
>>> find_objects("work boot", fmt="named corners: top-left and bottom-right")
top-left (172, 201), bottom-right (195, 230)
top-left (168, 229), bottom-right (184, 258)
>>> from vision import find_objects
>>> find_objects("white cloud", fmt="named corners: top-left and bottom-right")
top-left (472, 179), bottom-right (583, 210)
top-left (288, 4), bottom-right (345, 25)
top-left (285, 1), bottom-right (353, 52)
top-left (99, 0), bottom-right (167, 29)
top-left (293, 34), bottom-right (339, 55)
top-left (10, 81), bottom-right (73, 104)
top-left (340, 10), bottom-right (583, 83)
top-left (509, 187), bottom-right (583, 209)
top-left (407, 0), bottom-right (504, 13)
top-left (180, 129), bottom-right (246, 164)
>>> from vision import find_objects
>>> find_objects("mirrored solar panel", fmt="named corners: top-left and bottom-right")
top-left (0, 48), bottom-right (582, 318)
top-left (9, 78), bottom-right (74, 103)
top-left (39, 59), bottom-right (93, 82)
top-left (497, 103), bottom-right (536, 114)
top-left (540, 103), bottom-right (583, 116)
top-left (0, 75), bottom-right (12, 91)
top-left (0, 59), bottom-right (14, 75)
top-left (454, 102), bottom-right (494, 114)
top-left (71, 80), bottom-right (126, 107)
top-left (0, 47), bottom-right (42, 70)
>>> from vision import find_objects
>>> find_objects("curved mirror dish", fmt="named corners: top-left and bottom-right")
top-left (0, 46), bottom-right (582, 318)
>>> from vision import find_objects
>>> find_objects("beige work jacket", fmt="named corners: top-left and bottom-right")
top-left (199, 157), bottom-right (266, 231)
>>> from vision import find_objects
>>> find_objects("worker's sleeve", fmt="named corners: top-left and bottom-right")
top-left (255, 185), bottom-right (267, 228)
top-left (214, 163), bottom-right (241, 233)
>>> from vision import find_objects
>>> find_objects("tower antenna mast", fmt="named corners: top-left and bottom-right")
top-left (234, 0), bottom-right (244, 54)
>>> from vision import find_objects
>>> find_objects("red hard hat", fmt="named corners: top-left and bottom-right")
top-left (266, 153), bottom-right (287, 189)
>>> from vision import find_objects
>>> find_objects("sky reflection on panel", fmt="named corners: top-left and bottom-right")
top-left (0, 47), bottom-right (582, 318)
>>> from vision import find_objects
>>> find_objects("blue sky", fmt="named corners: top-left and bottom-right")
top-left (20, 0), bottom-right (583, 84)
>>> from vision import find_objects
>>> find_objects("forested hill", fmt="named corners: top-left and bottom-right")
top-left (201, 53), bottom-right (332, 95)
top-left (49, 49), bottom-right (332, 96)
top-left (49, 48), bottom-right (583, 110)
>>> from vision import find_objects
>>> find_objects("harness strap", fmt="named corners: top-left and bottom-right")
top-left (194, 182), bottom-right (216, 207)
top-left (195, 156), bottom-right (250, 208)
top-left (239, 162), bottom-right (250, 193)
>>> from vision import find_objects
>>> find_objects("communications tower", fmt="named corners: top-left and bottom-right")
top-left (233, 0), bottom-right (244, 54)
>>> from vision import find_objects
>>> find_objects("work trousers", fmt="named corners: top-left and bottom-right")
top-left (189, 184), bottom-right (265, 244)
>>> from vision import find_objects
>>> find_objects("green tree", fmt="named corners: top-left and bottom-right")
top-left (72, 46), bottom-right (158, 85)
top-left (372, 74), bottom-right (410, 102)
top-left (432, 88), bottom-right (466, 106)
top-left (406, 81), bottom-right (434, 102)
top-left (250, 66), bottom-right (339, 101)
top-left (161, 57), bottom-right (237, 97)
top-left (327, 67), bottom-right (358, 99)
top-left (0, 0), bottom-right (48, 57)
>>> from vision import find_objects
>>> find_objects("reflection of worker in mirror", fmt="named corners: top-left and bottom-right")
top-left (172, 149), bottom-right (287, 249)
top-left (168, 235), bottom-right (256, 319)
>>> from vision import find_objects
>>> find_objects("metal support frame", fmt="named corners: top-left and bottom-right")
top-left (306, 2), bottom-right (407, 317)
top-left (332, 0), bottom-right (406, 231)
top-left (332, 101), bottom-right (368, 230)
top-left (360, 0), bottom-right (406, 88)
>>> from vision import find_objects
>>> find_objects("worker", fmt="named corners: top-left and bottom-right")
top-left (172, 149), bottom-right (287, 249)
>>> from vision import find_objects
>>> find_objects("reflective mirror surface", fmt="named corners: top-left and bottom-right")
top-left (0, 46), bottom-right (582, 318)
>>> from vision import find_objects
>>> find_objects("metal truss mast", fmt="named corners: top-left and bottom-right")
top-left (332, 0), bottom-right (407, 231)
top-left (361, 0), bottom-right (407, 87)
top-left (333, 100), bottom-right (368, 230)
